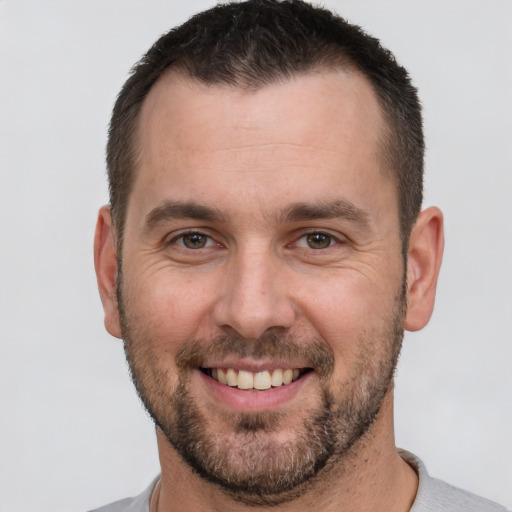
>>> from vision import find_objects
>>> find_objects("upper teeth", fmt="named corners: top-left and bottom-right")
top-left (210, 368), bottom-right (301, 390)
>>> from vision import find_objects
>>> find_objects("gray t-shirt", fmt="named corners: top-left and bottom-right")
top-left (88, 451), bottom-right (509, 512)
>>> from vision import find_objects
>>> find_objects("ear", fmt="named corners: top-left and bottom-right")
top-left (404, 206), bottom-right (444, 332)
top-left (94, 205), bottom-right (122, 338)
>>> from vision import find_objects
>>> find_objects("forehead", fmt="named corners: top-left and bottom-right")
top-left (138, 67), bottom-right (384, 160)
top-left (129, 68), bottom-right (394, 230)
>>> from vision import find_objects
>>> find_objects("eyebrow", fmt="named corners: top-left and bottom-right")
top-left (281, 200), bottom-right (371, 229)
top-left (144, 198), bottom-right (371, 232)
top-left (144, 201), bottom-right (227, 231)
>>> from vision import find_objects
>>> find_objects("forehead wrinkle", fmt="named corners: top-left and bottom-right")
top-left (213, 142), bottom-right (342, 154)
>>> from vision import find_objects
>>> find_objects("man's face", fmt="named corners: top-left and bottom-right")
top-left (116, 69), bottom-right (405, 502)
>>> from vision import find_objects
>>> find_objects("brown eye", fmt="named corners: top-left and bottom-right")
top-left (182, 233), bottom-right (209, 249)
top-left (306, 233), bottom-right (333, 249)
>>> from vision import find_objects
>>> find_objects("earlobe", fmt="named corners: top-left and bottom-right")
top-left (404, 206), bottom-right (444, 332)
top-left (94, 205), bottom-right (122, 339)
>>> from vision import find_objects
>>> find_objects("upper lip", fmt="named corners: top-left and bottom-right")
top-left (200, 358), bottom-right (312, 373)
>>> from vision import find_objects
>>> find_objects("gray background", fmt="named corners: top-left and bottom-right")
top-left (1, 1), bottom-right (511, 511)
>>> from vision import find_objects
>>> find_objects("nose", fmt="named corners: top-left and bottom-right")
top-left (212, 246), bottom-right (296, 339)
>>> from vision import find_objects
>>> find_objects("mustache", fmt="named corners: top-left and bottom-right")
top-left (175, 329), bottom-right (335, 378)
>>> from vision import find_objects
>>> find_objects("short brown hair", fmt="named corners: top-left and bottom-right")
top-left (107, 0), bottom-right (423, 250)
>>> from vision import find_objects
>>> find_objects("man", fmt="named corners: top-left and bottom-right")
top-left (92, 1), bottom-right (507, 511)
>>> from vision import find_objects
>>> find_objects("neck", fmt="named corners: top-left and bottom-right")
top-left (153, 390), bottom-right (418, 512)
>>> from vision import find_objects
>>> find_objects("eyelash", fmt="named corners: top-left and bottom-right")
top-left (170, 231), bottom-right (219, 250)
top-left (168, 230), bottom-right (343, 251)
top-left (293, 231), bottom-right (341, 250)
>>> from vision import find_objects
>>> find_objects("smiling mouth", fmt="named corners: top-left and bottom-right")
top-left (201, 367), bottom-right (312, 391)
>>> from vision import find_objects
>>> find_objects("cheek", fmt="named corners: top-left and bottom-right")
top-left (122, 266), bottom-right (219, 346)
top-left (295, 269), bottom-right (401, 362)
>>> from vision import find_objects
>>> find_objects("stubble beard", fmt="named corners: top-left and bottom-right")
top-left (118, 278), bottom-right (406, 506)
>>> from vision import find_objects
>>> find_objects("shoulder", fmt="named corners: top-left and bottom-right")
top-left (87, 477), bottom-right (159, 512)
top-left (400, 450), bottom-right (509, 512)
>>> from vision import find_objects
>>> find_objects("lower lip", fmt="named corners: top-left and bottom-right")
top-left (198, 370), bottom-right (314, 412)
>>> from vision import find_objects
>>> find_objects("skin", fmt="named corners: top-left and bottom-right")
top-left (95, 68), bottom-right (444, 512)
